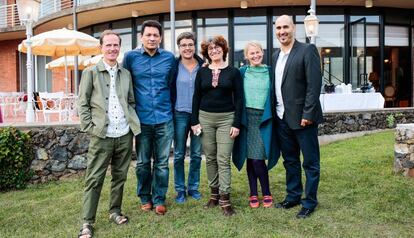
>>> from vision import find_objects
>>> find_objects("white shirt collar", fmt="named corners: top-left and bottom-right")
top-left (103, 60), bottom-right (118, 72)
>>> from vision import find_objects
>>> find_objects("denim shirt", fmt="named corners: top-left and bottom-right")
top-left (123, 47), bottom-right (175, 125)
top-left (175, 62), bottom-right (199, 113)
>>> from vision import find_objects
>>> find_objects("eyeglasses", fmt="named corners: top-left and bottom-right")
top-left (179, 43), bottom-right (195, 48)
top-left (208, 45), bottom-right (222, 52)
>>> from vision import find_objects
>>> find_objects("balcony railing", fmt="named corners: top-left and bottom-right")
top-left (0, 4), bottom-right (20, 28)
top-left (40, 0), bottom-right (73, 18)
top-left (0, 0), bottom-right (105, 29)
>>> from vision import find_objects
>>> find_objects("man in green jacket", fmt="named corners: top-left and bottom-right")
top-left (77, 30), bottom-right (141, 238)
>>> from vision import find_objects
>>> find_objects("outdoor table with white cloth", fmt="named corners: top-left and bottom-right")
top-left (319, 92), bottom-right (385, 112)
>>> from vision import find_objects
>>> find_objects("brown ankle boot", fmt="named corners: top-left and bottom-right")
top-left (219, 193), bottom-right (235, 216)
top-left (204, 187), bottom-right (219, 209)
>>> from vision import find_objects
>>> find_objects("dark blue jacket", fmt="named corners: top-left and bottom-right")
top-left (232, 66), bottom-right (280, 171)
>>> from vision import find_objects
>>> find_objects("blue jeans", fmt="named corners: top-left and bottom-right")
top-left (135, 120), bottom-right (174, 207)
top-left (173, 111), bottom-right (202, 192)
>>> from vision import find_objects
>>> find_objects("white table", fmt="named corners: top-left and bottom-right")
top-left (319, 93), bottom-right (385, 112)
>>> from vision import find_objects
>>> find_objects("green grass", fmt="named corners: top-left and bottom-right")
top-left (1, 131), bottom-right (414, 237)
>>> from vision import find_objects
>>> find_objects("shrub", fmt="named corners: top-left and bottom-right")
top-left (386, 114), bottom-right (396, 128)
top-left (0, 127), bottom-right (34, 191)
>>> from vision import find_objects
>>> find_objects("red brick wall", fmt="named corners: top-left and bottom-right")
top-left (0, 40), bottom-right (75, 93)
top-left (0, 39), bottom-right (22, 92)
top-left (52, 69), bottom-right (71, 93)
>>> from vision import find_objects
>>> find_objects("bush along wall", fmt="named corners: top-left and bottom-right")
top-left (0, 127), bottom-right (34, 191)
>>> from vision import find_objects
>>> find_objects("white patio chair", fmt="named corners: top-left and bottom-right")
top-left (38, 92), bottom-right (66, 122)
top-left (61, 94), bottom-right (78, 121)
top-left (10, 92), bottom-right (25, 117)
top-left (0, 92), bottom-right (9, 118)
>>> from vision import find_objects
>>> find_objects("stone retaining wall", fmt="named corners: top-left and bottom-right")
top-left (29, 127), bottom-right (90, 184)
top-left (394, 123), bottom-right (414, 177)
top-left (319, 108), bottom-right (414, 135)
top-left (3, 108), bottom-right (414, 183)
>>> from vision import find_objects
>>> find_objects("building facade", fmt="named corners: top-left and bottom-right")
top-left (0, 0), bottom-right (413, 108)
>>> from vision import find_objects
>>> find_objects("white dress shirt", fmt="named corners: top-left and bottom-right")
top-left (274, 49), bottom-right (291, 120)
top-left (103, 61), bottom-right (130, 138)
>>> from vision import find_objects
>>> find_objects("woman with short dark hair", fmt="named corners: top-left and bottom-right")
top-left (191, 35), bottom-right (243, 216)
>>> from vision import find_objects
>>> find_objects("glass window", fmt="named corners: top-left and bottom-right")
top-left (349, 21), bottom-right (380, 90)
top-left (112, 20), bottom-right (131, 34)
top-left (197, 11), bottom-right (229, 57)
top-left (35, 56), bottom-right (52, 92)
top-left (296, 15), bottom-right (344, 22)
top-left (234, 25), bottom-right (267, 67)
top-left (317, 24), bottom-right (345, 85)
top-left (350, 24), bottom-right (379, 47)
top-left (366, 25), bottom-right (380, 47)
top-left (350, 16), bottom-right (379, 23)
top-left (119, 34), bottom-right (132, 53)
top-left (163, 13), bottom-right (193, 53)
top-left (19, 52), bottom-right (28, 92)
top-left (80, 27), bottom-right (92, 35)
top-left (197, 10), bottom-right (228, 25)
top-left (93, 23), bottom-right (110, 38)
top-left (164, 12), bottom-right (192, 28)
top-left (0, 0), bottom-right (6, 28)
top-left (197, 27), bottom-right (228, 53)
top-left (316, 24), bottom-right (344, 47)
top-left (234, 8), bottom-right (266, 24)
top-left (234, 9), bottom-right (267, 67)
top-left (164, 27), bottom-right (192, 54)
top-left (385, 26), bottom-right (409, 46)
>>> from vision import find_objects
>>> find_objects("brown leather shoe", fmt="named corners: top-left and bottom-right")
top-left (140, 202), bottom-right (153, 212)
top-left (219, 193), bottom-right (235, 216)
top-left (155, 205), bottom-right (167, 215)
top-left (204, 187), bottom-right (219, 209)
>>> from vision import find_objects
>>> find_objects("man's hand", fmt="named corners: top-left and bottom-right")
top-left (229, 127), bottom-right (240, 139)
top-left (300, 119), bottom-right (313, 127)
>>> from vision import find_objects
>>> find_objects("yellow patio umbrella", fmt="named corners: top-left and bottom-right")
top-left (83, 52), bottom-right (124, 68)
top-left (45, 55), bottom-right (91, 70)
top-left (18, 28), bottom-right (100, 94)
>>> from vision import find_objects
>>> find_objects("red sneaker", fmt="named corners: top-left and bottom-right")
top-left (249, 196), bottom-right (259, 208)
top-left (263, 195), bottom-right (273, 208)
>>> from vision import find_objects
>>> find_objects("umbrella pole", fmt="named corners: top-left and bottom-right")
top-left (64, 54), bottom-right (68, 95)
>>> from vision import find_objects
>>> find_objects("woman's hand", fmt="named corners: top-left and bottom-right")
top-left (191, 124), bottom-right (202, 136)
top-left (229, 127), bottom-right (239, 139)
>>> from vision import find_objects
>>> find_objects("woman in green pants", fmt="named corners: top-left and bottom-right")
top-left (191, 35), bottom-right (243, 216)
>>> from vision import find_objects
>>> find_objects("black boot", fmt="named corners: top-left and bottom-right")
top-left (219, 193), bottom-right (235, 216)
top-left (204, 187), bottom-right (219, 209)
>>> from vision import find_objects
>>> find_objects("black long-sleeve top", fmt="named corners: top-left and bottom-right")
top-left (191, 66), bottom-right (243, 128)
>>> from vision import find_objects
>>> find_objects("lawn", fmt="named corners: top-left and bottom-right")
top-left (1, 131), bottom-right (413, 238)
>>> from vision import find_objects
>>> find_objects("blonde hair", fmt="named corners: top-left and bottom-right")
top-left (243, 41), bottom-right (264, 59)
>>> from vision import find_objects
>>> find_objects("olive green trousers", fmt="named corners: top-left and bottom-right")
top-left (82, 131), bottom-right (133, 224)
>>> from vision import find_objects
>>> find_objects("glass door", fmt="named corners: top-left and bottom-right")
top-left (350, 18), bottom-right (367, 89)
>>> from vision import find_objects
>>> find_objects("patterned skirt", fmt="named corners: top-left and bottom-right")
top-left (246, 108), bottom-right (266, 160)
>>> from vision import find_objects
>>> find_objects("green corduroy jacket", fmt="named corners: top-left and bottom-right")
top-left (77, 59), bottom-right (141, 138)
